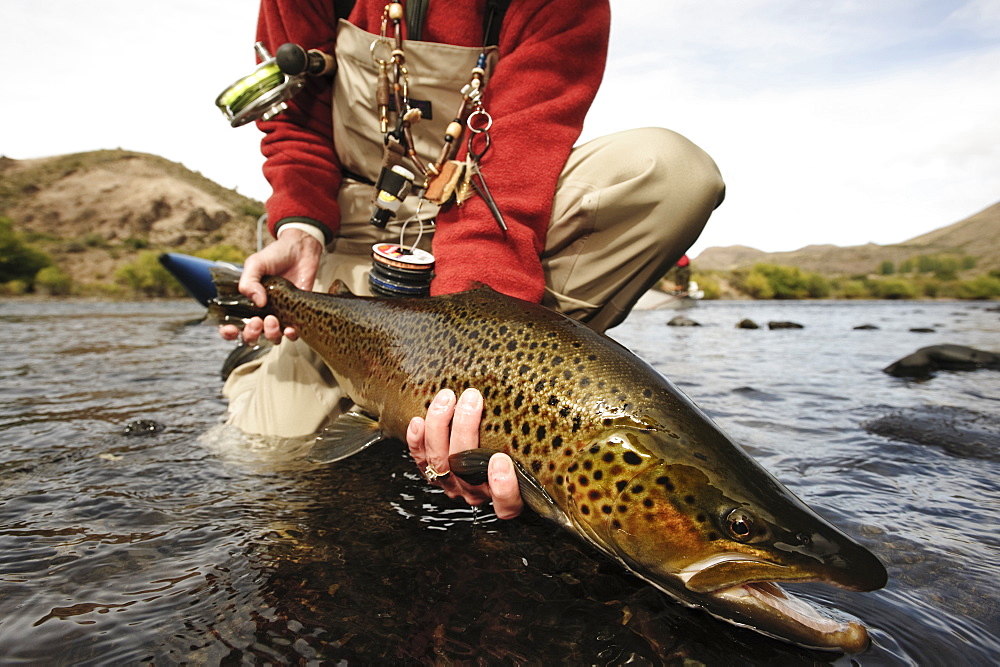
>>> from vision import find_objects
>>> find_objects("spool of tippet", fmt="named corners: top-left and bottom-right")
top-left (370, 243), bottom-right (435, 298)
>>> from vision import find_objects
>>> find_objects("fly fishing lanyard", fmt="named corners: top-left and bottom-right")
top-left (368, 1), bottom-right (508, 234)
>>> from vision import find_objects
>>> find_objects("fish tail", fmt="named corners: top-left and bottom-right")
top-left (205, 265), bottom-right (267, 327)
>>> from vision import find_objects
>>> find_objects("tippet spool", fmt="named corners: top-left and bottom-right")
top-left (369, 243), bottom-right (435, 298)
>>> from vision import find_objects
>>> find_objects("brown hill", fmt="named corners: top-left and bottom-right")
top-left (695, 201), bottom-right (1000, 276)
top-left (0, 150), bottom-right (262, 288)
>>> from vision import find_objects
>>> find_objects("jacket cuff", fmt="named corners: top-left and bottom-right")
top-left (272, 216), bottom-right (333, 246)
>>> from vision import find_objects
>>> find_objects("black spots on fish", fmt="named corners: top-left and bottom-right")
top-left (582, 459), bottom-right (592, 471)
top-left (593, 469), bottom-right (603, 481)
top-left (552, 355), bottom-right (564, 366)
top-left (707, 531), bottom-right (719, 541)
top-left (578, 475), bottom-right (589, 487)
top-left (602, 452), bottom-right (615, 464)
top-left (611, 519), bottom-right (622, 530)
top-left (536, 425), bottom-right (547, 442)
top-left (643, 388), bottom-right (653, 398)
top-left (534, 380), bottom-right (546, 392)
top-left (514, 393), bottom-right (525, 408)
top-left (588, 444), bottom-right (600, 455)
top-left (469, 330), bottom-right (480, 340)
top-left (547, 395), bottom-right (559, 408)
top-left (523, 443), bottom-right (532, 456)
top-left (492, 405), bottom-right (502, 417)
top-left (622, 451), bottom-right (643, 466)
top-left (499, 325), bottom-right (508, 335)
top-left (571, 416), bottom-right (583, 433)
top-left (564, 447), bottom-right (574, 457)
top-left (588, 490), bottom-right (602, 501)
top-left (656, 476), bottom-right (676, 492)
top-left (518, 364), bottom-right (530, 376)
top-left (631, 484), bottom-right (645, 494)
top-left (601, 504), bottom-right (613, 515)
top-left (643, 498), bottom-right (654, 508)
top-left (684, 494), bottom-right (696, 505)
top-left (694, 452), bottom-right (709, 462)
top-left (521, 423), bottom-right (531, 436)
top-left (559, 406), bottom-right (571, 418)
top-left (581, 505), bottom-right (590, 515)
top-left (616, 480), bottom-right (628, 493)
top-left (556, 474), bottom-right (564, 485)
top-left (579, 377), bottom-right (591, 389)
top-left (503, 420), bottom-right (512, 434)
top-left (696, 513), bottom-right (708, 523)
top-left (506, 340), bottom-right (517, 352)
top-left (588, 354), bottom-right (597, 361)
top-left (531, 460), bottom-right (542, 474)
top-left (568, 462), bottom-right (579, 473)
top-left (551, 435), bottom-right (563, 451)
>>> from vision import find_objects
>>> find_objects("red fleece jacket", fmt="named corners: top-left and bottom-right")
top-left (255, 0), bottom-right (609, 303)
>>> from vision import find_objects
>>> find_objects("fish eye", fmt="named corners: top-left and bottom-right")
top-left (725, 508), bottom-right (756, 542)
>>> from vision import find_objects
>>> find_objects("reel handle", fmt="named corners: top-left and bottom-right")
top-left (276, 43), bottom-right (336, 77)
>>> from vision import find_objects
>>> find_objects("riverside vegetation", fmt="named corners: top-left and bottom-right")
top-left (1, 150), bottom-right (997, 300)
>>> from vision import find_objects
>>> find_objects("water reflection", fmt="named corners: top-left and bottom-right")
top-left (0, 300), bottom-right (998, 664)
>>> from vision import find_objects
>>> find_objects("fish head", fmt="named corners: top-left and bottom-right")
top-left (571, 427), bottom-right (887, 653)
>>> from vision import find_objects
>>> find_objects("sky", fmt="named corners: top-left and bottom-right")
top-left (2, 0), bottom-right (998, 257)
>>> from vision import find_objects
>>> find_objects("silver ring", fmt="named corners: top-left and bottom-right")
top-left (424, 464), bottom-right (450, 482)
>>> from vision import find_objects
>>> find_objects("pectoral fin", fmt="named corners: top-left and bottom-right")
top-left (310, 411), bottom-right (385, 464)
top-left (449, 449), bottom-right (569, 527)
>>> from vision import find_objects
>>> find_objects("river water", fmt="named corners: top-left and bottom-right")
top-left (0, 298), bottom-right (997, 665)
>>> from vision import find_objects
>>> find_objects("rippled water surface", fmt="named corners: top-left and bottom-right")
top-left (1, 299), bottom-right (998, 665)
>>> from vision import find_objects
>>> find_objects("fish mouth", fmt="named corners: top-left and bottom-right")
top-left (675, 555), bottom-right (872, 653)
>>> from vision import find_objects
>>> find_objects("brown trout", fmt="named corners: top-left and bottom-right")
top-left (209, 267), bottom-right (887, 653)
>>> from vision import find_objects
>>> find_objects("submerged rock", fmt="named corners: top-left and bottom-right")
top-left (122, 419), bottom-right (165, 436)
top-left (768, 321), bottom-right (804, 330)
top-left (883, 344), bottom-right (1000, 379)
top-left (736, 319), bottom-right (759, 329)
top-left (854, 324), bottom-right (879, 330)
top-left (667, 316), bottom-right (701, 327)
top-left (864, 406), bottom-right (1000, 462)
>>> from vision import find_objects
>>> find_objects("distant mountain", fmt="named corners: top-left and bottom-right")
top-left (0, 150), bottom-right (262, 287)
top-left (695, 201), bottom-right (1000, 276)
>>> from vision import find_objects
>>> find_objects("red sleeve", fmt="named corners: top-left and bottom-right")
top-left (429, 0), bottom-right (611, 302)
top-left (256, 0), bottom-right (344, 241)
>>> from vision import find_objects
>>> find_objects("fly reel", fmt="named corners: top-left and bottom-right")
top-left (216, 42), bottom-right (335, 127)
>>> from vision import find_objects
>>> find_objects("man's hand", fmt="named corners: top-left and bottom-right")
top-left (218, 229), bottom-right (323, 345)
top-left (406, 388), bottom-right (523, 519)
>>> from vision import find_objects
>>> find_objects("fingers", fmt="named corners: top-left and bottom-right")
top-left (238, 255), bottom-right (267, 309)
top-left (421, 389), bottom-right (457, 481)
top-left (407, 388), bottom-right (521, 517)
top-left (450, 388), bottom-right (483, 453)
top-left (488, 454), bottom-right (523, 520)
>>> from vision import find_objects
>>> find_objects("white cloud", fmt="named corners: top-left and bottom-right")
top-left (584, 1), bottom-right (1000, 254)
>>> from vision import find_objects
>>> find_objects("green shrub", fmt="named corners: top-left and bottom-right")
top-left (955, 274), bottom-right (1000, 299)
top-left (878, 260), bottom-right (895, 275)
top-left (195, 244), bottom-right (246, 264)
top-left (0, 217), bottom-right (52, 284)
top-left (741, 271), bottom-right (775, 299)
top-left (872, 278), bottom-right (917, 299)
top-left (115, 250), bottom-right (185, 297)
top-left (1, 279), bottom-right (30, 295)
top-left (35, 266), bottom-right (73, 295)
top-left (691, 272), bottom-right (720, 300)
